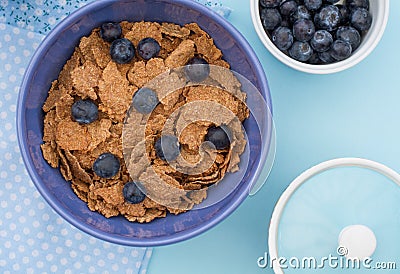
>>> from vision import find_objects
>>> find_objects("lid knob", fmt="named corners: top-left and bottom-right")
top-left (338, 225), bottom-right (377, 260)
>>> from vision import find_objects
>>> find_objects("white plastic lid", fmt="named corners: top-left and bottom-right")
top-left (269, 158), bottom-right (400, 273)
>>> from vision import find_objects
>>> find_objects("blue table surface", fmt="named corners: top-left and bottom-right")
top-left (149, 0), bottom-right (400, 273)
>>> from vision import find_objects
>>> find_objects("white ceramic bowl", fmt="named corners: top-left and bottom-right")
top-left (250, 0), bottom-right (390, 74)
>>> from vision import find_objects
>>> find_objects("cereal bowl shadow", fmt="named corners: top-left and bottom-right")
top-left (17, 0), bottom-right (273, 246)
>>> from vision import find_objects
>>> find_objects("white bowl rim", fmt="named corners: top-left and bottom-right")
top-left (268, 157), bottom-right (400, 274)
top-left (250, 0), bottom-right (390, 74)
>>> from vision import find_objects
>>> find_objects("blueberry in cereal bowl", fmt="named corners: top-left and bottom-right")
top-left (17, 0), bottom-right (274, 246)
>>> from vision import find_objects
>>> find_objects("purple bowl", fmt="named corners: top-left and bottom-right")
top-left (17, 0), bottom-right (273, 246)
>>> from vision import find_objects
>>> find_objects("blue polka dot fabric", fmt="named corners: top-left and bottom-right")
top-left (0, 0), bottom-right (229, 273)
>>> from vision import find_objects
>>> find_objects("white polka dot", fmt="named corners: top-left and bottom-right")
top-left (27, 238), bottom-right (34, 246)
top-left (18, 38), bottom-right (25, 46)
top-left (1, 200), bottom-right (7, 208)
top-left (65, 239), bottom-right (72, 247)
top-left (136, 261), bottom-right (142, 268)
top-left (8, 74), bottom-right (16, 83)
top-left (27, 32), bottom-right (35, 39)
top-left (19, 186), bottom-right (26, 194)
top-left (9, 105), bottom-right (16, 112)
top-left (0, 230), bottom-right (7, 237)
top-left (55, 247), bottom-right (63, 254)
top-left (117, 246), bottom-right (125, 253)
top-left (42, 213), bottom-right (49, 221)
top-left (107, 252), bottom-right (115, 260)
top-left (18, 216), bottom-right (26, 223)
top-left (97, 259), bottom-right (105, 267)
top-left (32, 42), bottom-right (39, 49)
top-left (36, 261), bottom-right (44, 268)
top-left (84, 255), bottom-right (91, 262)
top-left (9, 164), bottom-right (16, 171)
top-left (0, 112), bottom-right (7, 119)
top-left (89, 237), bottom-right (96, 244)
top-left (0, 260), bottom-right (6, 267)
top-left (4, 34), bottom-right (11, 41)
top-left (13, 234), bottom-right (20, 241)
top-left (4, 64), bottom-right (11, 71)
top-left (14, 56), bottom-right (21, 64)
top-left (0, 52), bottom-right (6, 60)
top-left (38, 202), bottom-right (45, 209)
top-left (112, 264), bottom-right (119, 271)
top-left (18, 245), bottom-right (25, 253)
top-left (22, 257), bottom-right (29, 264)
top-left (32, 221), bottom-right (40, 228)
top-left (60, 258), bottom-right (68, 266)
top-left (19, 68), bottom-right (25, 75)
top-left (15, 205), bottom-right (22, 213)
top-left (12, 27), bottom-right (20, 34)
top-left (74, 232), bottom-right (82, 240)
top-left (51, 236), bottom-right (58, 243)
top-left (9, 252), bottom-right (16, 259)
top-left (9, 193), bottom-right (16, 201)
top-left (41, 243), bottom-right (49, 250)
top-left (70, 250), bottom-right (77, 258)
top-left (25, 199), bottom-right (32, 206)
top-left (5, 212), bottom-right (12, 219)
top-left (1, 171), bottom-right (8, 179)
top-left (74, 262), bottom-right (81, 269)
top-left (9, 45), bottom-right (16, 53)
top-left (22, 228), bottom-right (30, 235)
top-left (61, 228), bottom-right (68, 236)
top-left (4, 152), bottom-right (11, 160)
top-left (14, 175), bottom-right (21, 182)
top-left (13, 263), bottom-right (20, 271)
top-left (32, 249), bottom-right (39, 257)
top-left (79, 243), bottom-right (86, 251)
top-left (132, 249), bottom-right (139, 257)
top-left (4, 122), bottom-right (11, 130)
top-left (88, 266), bottom-right (95, 273)
top-left (46, 254), bottom-right (53, 261)
top-left (8, 223), bottom-right (15, 231)
top-left (122, 257), bottom-right (128, 264)
top-left (50, 265), bottom-right (58, 272)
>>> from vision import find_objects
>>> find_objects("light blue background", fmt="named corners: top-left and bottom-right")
top-left (149, 0), bottom-right (400, 273)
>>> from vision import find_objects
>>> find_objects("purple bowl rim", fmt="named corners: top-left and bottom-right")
top-left (16, 0), bottom-right (272, 247)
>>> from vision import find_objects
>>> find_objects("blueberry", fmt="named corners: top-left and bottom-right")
top-left (336, 26), bottom-right (361, 50)
top-left (337, 4), bottom-right (350, 25)
top-left (132, 87), bottom-right (159, 114)
top-left (310, 30), bottom-right (333, 52)
top-left (184, 57), bottom-right (210, 82)
top-left (304, 0), bottom-right (322, 11)
top-left (260, 0), bottom-right (282, 8)
top-left (308, 52), bottom-right (321, 64)
top-left (205, 125), bottom-right (231, 150)
top-left (346, 0), bottom-right (369, 11)
top-left (123, 182), bottom-right (146, 204)
top-left (350, 8), bottom-right (372, 32)
top-left (110, 38), bottom-right (135, 64)
top-left (330, 39), bottom-right (352, 61)
top-left (314, 5), bottom-right (341, 32)
top-left (155, 135), bottom-right (181, 161)
top-left (318, 51), bottom-right (336, 64)
top-left (137, 37), bottom-right (161, 60)
top-left (324, 0), bottom-right (340, 4)
top-left (272, 26), bottom-right (294, 51)
top-left (100, 22), bottom-right (122, 43)
top-left (290, 5), bottom-right (311, 24)
top-left (289, 41), bottom-right (313, 62)
top-left (279, 0), bottom-right (298, 17)
top-left (71, 99), bottom-right (98, 124)
top-left (93, 153), bottom-right (120, 178)
top-left (260, 8), bottom-right (282, 30)
top-left (293, 19), bottom-right (315, 42)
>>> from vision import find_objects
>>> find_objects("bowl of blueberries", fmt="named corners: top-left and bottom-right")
top-left (250, 0), bottom-right (390, 74)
